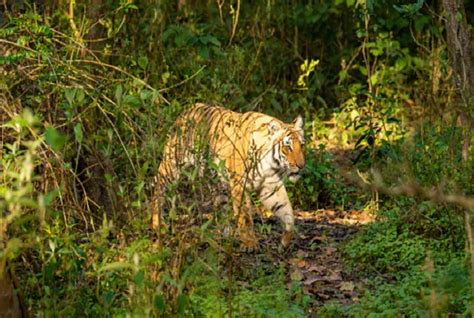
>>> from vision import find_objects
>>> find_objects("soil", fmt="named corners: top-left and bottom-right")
top-left (239, 208), bottom-right (374, 314)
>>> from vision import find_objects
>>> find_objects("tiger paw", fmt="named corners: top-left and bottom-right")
top-left (280, 230), bottom-right (294, 248)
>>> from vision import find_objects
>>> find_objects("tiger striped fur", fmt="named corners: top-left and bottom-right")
top-left (151, 103), bottom-right (305, 249)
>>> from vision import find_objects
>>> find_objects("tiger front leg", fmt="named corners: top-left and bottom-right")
top-left (259, 182), bottom-right (295, 248)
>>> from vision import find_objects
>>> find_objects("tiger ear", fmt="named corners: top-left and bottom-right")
top-left (293, 115), bottom-right (304, 131)
top-left (267, 121), bottom-right (281, 135)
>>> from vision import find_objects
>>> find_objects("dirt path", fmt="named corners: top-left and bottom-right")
top-left (243, 208), bottom-right (373, 313)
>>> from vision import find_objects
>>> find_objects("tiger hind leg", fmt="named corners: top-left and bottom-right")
top-left (230, 180), bottom-right (258, 250)
top-left (151, 152), bottom-right (182, 243)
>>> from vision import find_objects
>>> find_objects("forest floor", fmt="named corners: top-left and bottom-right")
top-left (239, 207), bottom-right (375, 314)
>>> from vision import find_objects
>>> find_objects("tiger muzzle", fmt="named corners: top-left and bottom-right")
top-left (288, 168), bottom-right (301, 183)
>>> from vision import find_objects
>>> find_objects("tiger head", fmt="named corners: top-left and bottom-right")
top-left (268, 115), bottom-right (305, 182)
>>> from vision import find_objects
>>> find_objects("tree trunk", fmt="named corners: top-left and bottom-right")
top-left (0, 266), bottom-right (27, 318)
top-left (441, 0), bottom-right (473, 162)
top-left (85, 0), bottom-right (106, 53)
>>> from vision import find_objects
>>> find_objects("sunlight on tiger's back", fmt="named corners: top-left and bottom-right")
top-left (151, 103), bottom-right (305, 249)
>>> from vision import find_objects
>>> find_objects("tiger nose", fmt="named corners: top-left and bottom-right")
top-left (296, 159), bottom-right (305, 169)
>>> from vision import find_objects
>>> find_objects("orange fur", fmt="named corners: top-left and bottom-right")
top-left (151, 103), bottom-right (305, 248)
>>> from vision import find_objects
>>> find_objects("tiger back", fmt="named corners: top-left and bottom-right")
top-left (151, 103), bottom-right (305, 249)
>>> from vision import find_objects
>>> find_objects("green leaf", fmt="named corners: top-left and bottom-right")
top-left (5, 238), bottom-right (23, 258)
top-left (45, 127), bottom-right (66, 151)
top-left (207, 36), bottom-right (221, 47)
top-left (74, 123), bottom-right (83, 143)
top-left (123, 95), bottom-right (141, 108)
top-left (161, 28), bottom-right (175, 43)
top-left (161, 72), bottom-right (170, 84)
top-left (115, 85), bottom-right (123, 106)
top-left (140, 89), bottom-right (152, 101)
top-left (395, 58), bottom-right (408, 70)
top-left (177, 294), bottom-right (188, 315)
top-left (455, 11), bottom-right (462, 22)
top-left (198, 46), bottom-right (209, 60)
top-left (175, 30), bottom-right (191, 46)
top-left (366, 0), bottom-right (374, 12)
top-left (102, 291), bottom-right (115, 305)
top-left (370, 46), bottom-right (383, 57)
top-left (370, 74), bottom-right (378, 86)
top-left (6, 108), bottom-right (39, 128)
top-left (99, 262), bottom-right (133, 272)
top-left (414, 15), bottom-right (430, 32)
top-left (134, 270), bottom-right (145, 287)
top-left (393, 0), bottom-right (424, 15)
top-left (64, 88), bottom-right (76, 106)
top-left (200, 219), bottom-right (213, 232)
top-left (76, 89), bottom-right (85, 103)
top-left (338, 70), bottom-right (348, 82)
top-left (138, 56), bottom-right (148, 70)
top-left (44, 189), bottom-right (59, 206)
top-left (200, 35), bottom-right (221, 47)
top-left (154, 294), bottom-right (166, 312)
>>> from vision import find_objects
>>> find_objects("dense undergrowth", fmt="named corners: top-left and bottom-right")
top-left (1, 0), bottom-right (473, 316)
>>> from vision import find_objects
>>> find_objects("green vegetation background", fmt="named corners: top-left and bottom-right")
top-left (1, 0), bottom-right (473, 316)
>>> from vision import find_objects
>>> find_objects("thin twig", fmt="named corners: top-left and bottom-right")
top-left (158, 66), bottom-right (207, 93)
top-left (229, 0), bottom-right (241, 45)
top-left (343, 169), bottom-right (474, 211)
top-left (71, 59), bottom-right (170, 104)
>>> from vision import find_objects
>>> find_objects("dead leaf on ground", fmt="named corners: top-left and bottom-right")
top-left (303, 274), bottom-right (325, 285)
top-left (328, 271), bottom-right (342, 281)
top-left (290, 269), bottom-right (304, 281)
top-left (288, 258), bottom-right (300, 266)
top-left (289, 258), bottom-right (307, 268)
top-left (297, 259), bottom-right (307, 268)
top-left (339, 281), bottom-right (355, 292)
top-left (316, 293), bottom-right (331, 300)
top-left (325, 246), bottom-right (337, 255)
top-left (310, 235), bottom-right (327, 243)
top-left (307, 264), bottom-right (325, 273)
top-left (296, 249), bottom-right (306, 258)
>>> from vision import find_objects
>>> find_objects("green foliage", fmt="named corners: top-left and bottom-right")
top-left (288, 145), bottom-right (356, 210)
top-left (346, 216), bottom-right (426, 274)
top-left (1, 0), bottom-right (473, 316)
top-left (342, 201), bottom-right (469, 316)
top-left (407, 126), bottom-right (473, 191)
top-left (1, 110), bottom-right (58, 264)
top-left (187, 255), bottom-right (307, 317)
top-left (343, 256), bottom-right (472, 317)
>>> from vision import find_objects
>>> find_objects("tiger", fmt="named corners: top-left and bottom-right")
top-left (151, 103), bottom-right (305, 249)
